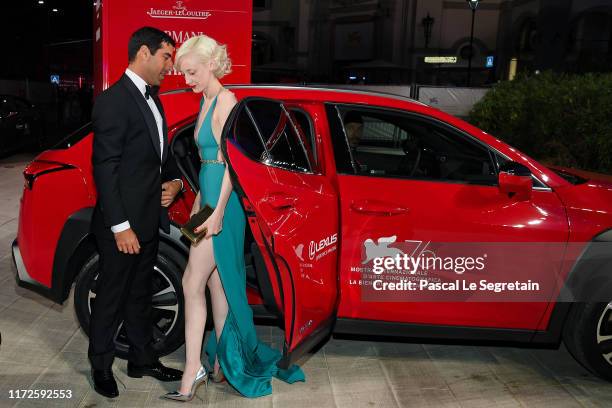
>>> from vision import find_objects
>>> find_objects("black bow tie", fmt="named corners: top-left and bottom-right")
top-left (144, 85), bottom-right (158, 100)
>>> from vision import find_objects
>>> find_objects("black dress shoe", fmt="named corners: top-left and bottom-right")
top-left (127, 361), bottom-right (182, 382)
top-left (91, 369), bottom-right (119, 398)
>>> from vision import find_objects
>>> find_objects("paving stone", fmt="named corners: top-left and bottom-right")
top-left (0, 363), bottom-right (46, 408)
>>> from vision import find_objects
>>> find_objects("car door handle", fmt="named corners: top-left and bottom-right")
top-left (350, 200), bottom-right (409, 216)
top-left (265, 193), bottom-right (297, 210)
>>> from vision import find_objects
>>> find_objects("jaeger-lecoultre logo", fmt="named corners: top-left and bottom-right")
top-left (147, 1), bottom-right (212, 20)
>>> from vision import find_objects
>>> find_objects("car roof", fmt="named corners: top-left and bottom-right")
top-left (159, 84), bottom-right (432, 132)
top-left (162, 84), bottom-right (426, 107)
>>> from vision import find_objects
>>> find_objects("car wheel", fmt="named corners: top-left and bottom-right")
top-left (563, 293), bottom-right (612, 381)
top-left (74, 242), bottom-right (186, 359)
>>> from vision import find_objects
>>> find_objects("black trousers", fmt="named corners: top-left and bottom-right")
top-left (88, 236), bottom-right (159, 370)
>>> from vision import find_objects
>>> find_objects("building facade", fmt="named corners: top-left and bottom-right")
top-left (251, 0), bottom-right (612, 86)
top-left (497, 0), bottom-right (612, 79)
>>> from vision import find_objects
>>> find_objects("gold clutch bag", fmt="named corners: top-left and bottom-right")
top-left (180, 205), bottom-right (214, 245)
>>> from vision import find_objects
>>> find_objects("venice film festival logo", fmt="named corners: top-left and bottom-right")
top-left (147, 1), bottom-right (212, 20)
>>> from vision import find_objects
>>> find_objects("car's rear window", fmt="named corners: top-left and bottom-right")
top-left (52, 122), bottom-right (92, 149)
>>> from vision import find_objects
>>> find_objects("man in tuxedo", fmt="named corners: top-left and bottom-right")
top-left (90, 26), bottom-right (183, 398)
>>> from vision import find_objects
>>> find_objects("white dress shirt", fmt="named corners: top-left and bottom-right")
top-left (125, 68), bottom-right (164, 157)
top-left (110, 69), bottom-right (176, 234)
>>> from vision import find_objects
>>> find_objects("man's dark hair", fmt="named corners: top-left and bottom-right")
top-left (128, 27), bottom-right (176, 62)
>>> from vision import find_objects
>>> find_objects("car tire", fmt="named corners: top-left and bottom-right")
top-left (563, 290), bottom-right (612, 381)
top-left (74, 242), bottom-right (186, 359)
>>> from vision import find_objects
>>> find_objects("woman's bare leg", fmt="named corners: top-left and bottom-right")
top-left (207, 268), bottom-right (228, 374)
top-left (179, 237), bottom-right (216, 394)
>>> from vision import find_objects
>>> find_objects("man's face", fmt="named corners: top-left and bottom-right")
top-left (143, 41), bottom-right (175, 86)
top-left (345, 122), bottom-right (363, 147)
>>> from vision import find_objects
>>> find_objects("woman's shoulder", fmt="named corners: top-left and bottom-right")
top-left (217, 88), bottom-right (237, 106)
top-left (213, 89), bottom-right (237, 122)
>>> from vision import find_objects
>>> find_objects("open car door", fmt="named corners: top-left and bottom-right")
top-left (221, 97), bottom-right (339, 368)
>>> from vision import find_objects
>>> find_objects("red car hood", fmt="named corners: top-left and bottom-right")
top-left (550, 166), bottom-right (612, 235)
top-left (549, 165), bottom-right (612, 186)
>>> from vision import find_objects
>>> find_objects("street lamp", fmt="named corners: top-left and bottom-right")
top-left (422, 13), bottom-right (434, 49)
top-left (466, 0), bottom-right (480, 86)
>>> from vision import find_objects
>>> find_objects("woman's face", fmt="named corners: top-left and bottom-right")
top-left (178, 53), bottom-right (215, 94)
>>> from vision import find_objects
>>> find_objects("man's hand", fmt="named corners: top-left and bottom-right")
top-left (114, 228), bottom-right (140, 254)
top-left (161, 180), bottom-right (182, 207)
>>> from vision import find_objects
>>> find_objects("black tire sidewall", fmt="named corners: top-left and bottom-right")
top-left (73, 243), bottom-right (185, 359)
top-left (576, 300), bottom-right (612, 381)
top-left (152, 248), bottom-right (185, 357)
top-left (73, 253), bottom-right (98, 336)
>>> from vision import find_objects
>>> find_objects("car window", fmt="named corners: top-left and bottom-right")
top-left (327, 104), bottom-right (497, 185)
top-left (170, 122), bottom-right (200, 192)
top-left (289, 107), bottom-right (317, 167)
top-left (52, 122), bottom-right (92, 149)
top-left (230, 99), bottom-right (313, 173)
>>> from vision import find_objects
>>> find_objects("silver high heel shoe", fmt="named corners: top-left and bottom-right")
top-left (162, 366), bottom-right (208, 402)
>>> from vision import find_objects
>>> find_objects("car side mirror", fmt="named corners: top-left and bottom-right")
top-left (498, 161), bottom-right (532, 200)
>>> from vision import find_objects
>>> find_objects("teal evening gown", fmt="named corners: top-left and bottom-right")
top-left (196, 95), bottom-right (305, 397)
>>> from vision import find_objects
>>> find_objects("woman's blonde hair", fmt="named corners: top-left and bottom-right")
top-left (175, 35), bottom-right (232, 78)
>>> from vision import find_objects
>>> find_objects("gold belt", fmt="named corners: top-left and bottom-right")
top-left (201, 159), bottom-right (225, 165)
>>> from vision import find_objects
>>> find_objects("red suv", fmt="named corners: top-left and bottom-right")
top-left (12, 86), bottom-right (612, 380)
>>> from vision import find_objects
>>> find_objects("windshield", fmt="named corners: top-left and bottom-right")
top-left (548, 167), bottom-right (588, 185)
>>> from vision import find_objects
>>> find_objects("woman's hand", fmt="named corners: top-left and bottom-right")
top-left (194, 209), bottom-right (224, 238)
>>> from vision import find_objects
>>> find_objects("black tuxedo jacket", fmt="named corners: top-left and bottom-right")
top-left (91, 74), bottom-right (180, 242)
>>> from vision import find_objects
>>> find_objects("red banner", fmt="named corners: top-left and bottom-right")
top-left (93, 0), bottom-right (252, 95)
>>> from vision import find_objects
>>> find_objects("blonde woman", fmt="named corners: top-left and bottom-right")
top-left (163, 35), bottom-right (304, 401)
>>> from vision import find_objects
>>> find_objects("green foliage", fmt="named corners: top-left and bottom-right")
top-left (468, 72), bottom-right (612, 173)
